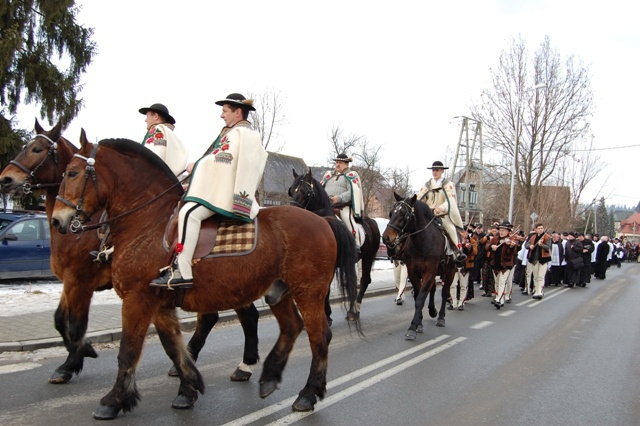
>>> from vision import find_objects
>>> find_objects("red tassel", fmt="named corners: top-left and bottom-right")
top-left (175, 243), bottom-right (184, 253)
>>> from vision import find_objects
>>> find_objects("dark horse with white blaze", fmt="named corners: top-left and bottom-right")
top-left (0, 121), bottom-right (259, 383)
top-left (382, 193), bottom-right (456, 340)
top-left (289, 169), bottom-right (381, 320)
top-left (51, 134), bottom-right (361, 419)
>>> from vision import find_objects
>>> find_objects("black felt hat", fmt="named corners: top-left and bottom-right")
top-left (215, 93), bottom-right (256, 111)
top-left (498, 220), bottom-right (513, 230)
top-left (427, 161), bottom-right (448, 170)
top-left (333, 153), bottom-right (353, 163)
top-left (138, 103), bottom-right (176, 125)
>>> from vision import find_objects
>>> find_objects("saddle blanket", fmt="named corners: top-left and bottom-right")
top-left (206, 220), bottom-right (257, 257)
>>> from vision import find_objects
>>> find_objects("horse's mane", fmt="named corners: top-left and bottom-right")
top-left (99, 138), bottom-right (179, 185)
top-left (411, 198), bottom-right (436, 222)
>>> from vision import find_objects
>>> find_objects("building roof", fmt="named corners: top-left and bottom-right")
top-left (262, 152), bottom-right (308, 194)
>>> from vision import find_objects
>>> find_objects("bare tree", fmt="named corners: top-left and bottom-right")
top-left (326, 125), bottom-right (363, 162)
top-left (249, 91), bottom-right (287, 152)
top-left (473, 35), bottom-right (594, 230)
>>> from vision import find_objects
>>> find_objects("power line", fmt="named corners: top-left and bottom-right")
top-left (573, 144), bottom-right (640, 152)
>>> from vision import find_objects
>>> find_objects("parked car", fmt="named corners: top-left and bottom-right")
top-left (373, 217), bottom-right (390, 260)
top-left (0, 211), bottom-right (54, 280)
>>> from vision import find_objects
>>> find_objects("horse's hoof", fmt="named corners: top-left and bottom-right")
top-left (230, 368), bottom-right (252, 382)
top-left (436, 318), bottom-right (445, 327)
top-left (405, 330), bottom-right (417, 340)
top-left (49, 370), bottom-right (73, 384)
top-left (429, 307), bottom-right (438, 318)
top-left (92, 404), bottom-right (120, 420)
top-left (83, 342), bottom-right (99, 358)
top-left (416, 324), bottom-right (424, 333)
top-left (172, 394), bottom-right (197, 409)
top-left (346, 313), bottom-right (359, 321)
top-left (259, 380), bottom-right (279, 398)
top-left (292, 395), bottom-right (316, 412)
top-left (167, 365), bottom-right (178, 377)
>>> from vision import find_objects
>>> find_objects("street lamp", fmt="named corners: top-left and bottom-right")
top-left (507, 82), bottom-right (545, 224)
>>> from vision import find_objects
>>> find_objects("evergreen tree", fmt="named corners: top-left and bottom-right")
top-left (0, 0), bottom-right (96, 155)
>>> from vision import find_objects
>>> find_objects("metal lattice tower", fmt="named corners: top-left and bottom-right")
top-left (450, 117), bottom-right (484, 226)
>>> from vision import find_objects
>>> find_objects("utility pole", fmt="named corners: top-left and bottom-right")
top-left (451, 117), bottom-right (483, 226)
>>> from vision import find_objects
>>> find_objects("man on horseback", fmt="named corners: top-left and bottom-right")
top-left (151, 93), bottom-right (268, 288)
top-left (91, 103), bottom-right (189, 264)
top-left (416, 161), bottom-right (467, 263)
top-left (321, 153), bottom-right (365, 248)
top-left (139, 103), bottom-right (189, 177)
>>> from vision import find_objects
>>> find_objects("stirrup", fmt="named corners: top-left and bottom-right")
top-left (150, 265), bottom-right (193, 289)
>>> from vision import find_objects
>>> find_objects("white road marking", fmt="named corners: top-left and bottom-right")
top-left (221, 335), bottom-right (458, 426)
top-left (470, 321), bottom-right (494, 329)
top-left (529, 288), bottom-right (571, 306)
top-left (0, 362), bottom-right (41, 375)
top-left (267, 336), bottom-right (468, 425)
top-left (499, 310), bottom-right (517, 317)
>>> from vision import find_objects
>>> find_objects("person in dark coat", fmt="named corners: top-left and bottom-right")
top-left (549, 232), bottom-right (565, 286)
top-left (564, 232), bottom-right (584, 288)
top-left (594, 235), bottom-right (611, 279)
top-left (578, 233), bottom-right (594, 287)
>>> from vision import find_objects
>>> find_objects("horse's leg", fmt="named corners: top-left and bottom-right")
top-left (428, 282), bottom-right (438, 318)
top-left (437, 262), bottom-right (456, 327)
top-left (167, 312), bottom-right (219, 377)
top-left (50, 283), bottom-right (98, 384)
top-left (406, 278), bottom-right (431, 341)
top-left (290, 292), bottom-right (332, 412)
top-left (324, 291), bottom-right (333, 326)
top-left (153, 307), bottom-right (205, 410)
top-left (92, 300), bottom-right (168, 420)
top-left (230, 303), bottom-right (260, 381)
top-left (259, 294), bottom-right (304, 400)
top-left (353, 244), bottom-right (374, 315)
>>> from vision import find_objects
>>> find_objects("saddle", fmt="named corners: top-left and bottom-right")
top-left (163, 205), bottom-right (257, 259)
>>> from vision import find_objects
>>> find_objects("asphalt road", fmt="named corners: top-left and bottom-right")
top-left (0, 263), bottom-right (638, 425)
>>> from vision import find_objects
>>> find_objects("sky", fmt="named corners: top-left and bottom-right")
top-left (13, 0), bottom-right (640, 208)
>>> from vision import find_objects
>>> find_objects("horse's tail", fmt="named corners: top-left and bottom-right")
top-left (323, 216), bottom-right (363, 336)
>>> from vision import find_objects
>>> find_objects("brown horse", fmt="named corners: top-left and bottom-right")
top-left (382, 193), bottom-right (456, 340)
top-left (51, 134), bottom-right (360, 419)
top-left (289, 169), bottom-right (381, 320)
top-left (0, 120), bottom-right (259, 383)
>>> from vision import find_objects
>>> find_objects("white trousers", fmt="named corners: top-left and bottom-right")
top-left (451, 269), bottom-right (469, 308)
top-left (531, 262), bottom-right (546, 296)
top-left (176, 202), bottom-right (215, 279)
top-left (493, 268), bottom-right (513, 304)
top-left (394, 262), bottom-right (408, 301)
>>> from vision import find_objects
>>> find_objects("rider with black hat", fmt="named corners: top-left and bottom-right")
top-left (416, 161), bottom-right (467, 263)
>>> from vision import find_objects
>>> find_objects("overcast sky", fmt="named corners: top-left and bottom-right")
top-left (15, 0), bottom-right (640, 208)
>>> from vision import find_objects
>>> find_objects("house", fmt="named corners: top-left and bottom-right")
top-left (617, 211), bottom-right (640, 242)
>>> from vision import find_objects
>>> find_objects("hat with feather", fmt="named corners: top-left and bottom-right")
top-left (215, 93), bottom-right (256, 111)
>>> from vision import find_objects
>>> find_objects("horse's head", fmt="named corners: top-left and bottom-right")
top-left (289, 168), bottom-right (317, 209)
top-left (51, 129), bottom-right (102, 234)
top-left (0, 119), bottom-right (74, 194)
top-left (382, 192), bottom-right (418, 253)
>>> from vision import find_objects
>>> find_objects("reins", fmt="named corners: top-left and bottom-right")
top-left (57, 144), bottom-right (187, 233)
top-left (387, 200), bottom-right (438, 250)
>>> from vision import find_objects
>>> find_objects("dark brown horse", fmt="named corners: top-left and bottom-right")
top-left (0, 121), bottom-right (259, 383)
top-left (289, 169), bottom-right (381, 320)
top-left (51, 134), bottom-right (360, 419)
top-left (382, 193), bottom-right (456, 340)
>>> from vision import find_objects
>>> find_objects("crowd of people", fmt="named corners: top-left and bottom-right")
top-left (446, 222), bottom-right (634, 310)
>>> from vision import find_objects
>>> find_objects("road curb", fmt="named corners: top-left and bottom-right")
top-left (0, 287), bottom-right (398, 353)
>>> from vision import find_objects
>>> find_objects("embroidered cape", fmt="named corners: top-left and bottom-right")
top-left (184, 121), bottom-right (267, 222)
top-left (321, 169), bottom-right (364, 218)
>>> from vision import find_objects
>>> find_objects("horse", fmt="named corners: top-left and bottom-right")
top-left (50, 133), bottom-right (360, 419)
top-left (382, 193), bottom-right (456, 340)
top-left (0, 120), bottom-right (260, 384)
top-left (289, 169), bottom-right (381, 320)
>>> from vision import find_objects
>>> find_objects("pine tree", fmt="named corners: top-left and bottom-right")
top-left (0, 0), bottom-right (96, 156)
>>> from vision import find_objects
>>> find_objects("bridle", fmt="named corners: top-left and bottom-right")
top-left (9, 133), bottom-right (62, 193)
top-left (55, 144), bottom-right (185, 234)
top-left (289, 178), bottom-right (315, 210)
top-left (386, 200), bottom-right (437, 250)
top-left (55, 144), bottom-right (99, 233)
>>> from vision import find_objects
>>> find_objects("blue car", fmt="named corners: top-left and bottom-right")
top-left (0, 211), bottom-right (54, 280)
